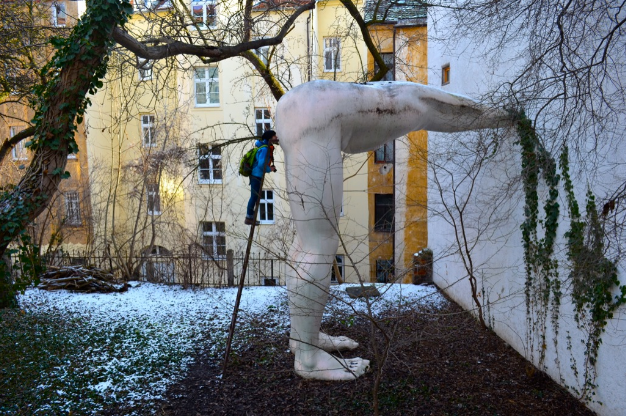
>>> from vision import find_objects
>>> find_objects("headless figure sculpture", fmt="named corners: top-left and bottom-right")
top-left (275, 80), bottom-right (511, 380)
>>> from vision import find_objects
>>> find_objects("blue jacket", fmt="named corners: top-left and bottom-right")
top-left (252, 139), bottom-right (272, 178)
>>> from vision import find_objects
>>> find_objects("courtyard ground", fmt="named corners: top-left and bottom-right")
top-left (158, 289), bottom-right (594, 416)
top-left (1, 283), bottom-right (594, 415)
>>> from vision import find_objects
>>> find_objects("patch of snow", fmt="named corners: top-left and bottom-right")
top-left (17, 282), bottom-right (445, 414)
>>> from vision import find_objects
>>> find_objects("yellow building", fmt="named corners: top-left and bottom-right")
top-left (365, 0), bottom-right (428, 283)
top-left (84, 0), bottom-right (373, 283)
top-left (5, 0), bottom-right (431, 284)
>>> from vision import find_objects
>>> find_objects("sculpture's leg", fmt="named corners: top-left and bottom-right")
top-left (286, 240), bottom-right (358, 353)
top-left (285, 142), bottom-right (369, 380)
top-left (288, 242), bottom-right (369, 380)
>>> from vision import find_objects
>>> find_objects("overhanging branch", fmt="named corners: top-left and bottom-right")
top-left (113, 0), bottom-right (315, 61)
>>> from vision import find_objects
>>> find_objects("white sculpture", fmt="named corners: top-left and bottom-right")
top-left (275, 80), bottom-right (511, 380)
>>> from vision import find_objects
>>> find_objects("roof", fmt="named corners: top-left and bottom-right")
top-left (252, 0), bottom-right (313, 12)
top-left (364, 0), bottom-right (427, 23)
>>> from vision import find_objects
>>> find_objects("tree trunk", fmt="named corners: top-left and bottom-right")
top-left (0, 0), bottom-right (124, 306)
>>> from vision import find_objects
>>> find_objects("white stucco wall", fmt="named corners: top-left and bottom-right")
top-left (427, 8), bottom-right (626, 416)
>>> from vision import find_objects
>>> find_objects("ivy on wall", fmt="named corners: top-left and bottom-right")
top-left (517, 113), bottom-right (561, 365)
top-left (517, 113), bottom-right (626, 401)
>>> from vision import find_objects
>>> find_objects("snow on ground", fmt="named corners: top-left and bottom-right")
top-left (14, 282), bottom-right (444, 415)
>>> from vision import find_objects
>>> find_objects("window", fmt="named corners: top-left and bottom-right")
top-left (198, 144), bottom-right (222, 184)
top-left (10, 127), bottom-right (27, 160)
top-left (376, 259), bottom-right (394, 283)
top-left (255, 108), bottom-right (273, 136)
top-left (331, 255), bottom-right (344, 283)
top-left (256, 45), bottom-right (270, 66)
top-left (191, 0), bottom-right (217, 27)
top-left (141, 114), bottom-right (156, 147)
top-left (374, 141), bottom-right (394, 163)
top-left (146, 183), bottom-right (161, 215)
top-left (201, 221), bottom-right (226, 259)
top-left (324, 38), bottom-right (341, 72)
top-left (340, 195), bottom-right (344, 217)
top-left (137, 0), bottom-right (161, 10)
top-left (65, 191), bottom-right (81, 225)
top-left (373, 53), bottom-right (394, 81)
top-left (194, 67), bottom-right (219, 106)
top-left (442, 64), bottom-right (450, 85)
top-left (141, 246), bottom-right (175, 283)
top-left (137, 57), bottom-right (153, 81)
top-left (253, 37), bottom-right (270, 66)
top-left (51, 2), bottom-right (67, 27)
top-left (374, 193), bottom-right (394, 232)
top-left (258, 189), bottom-right (274, 224)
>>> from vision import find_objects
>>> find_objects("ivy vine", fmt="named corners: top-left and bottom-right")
top-left (517, 112), bottom-right (626, 400)
top-left (29, 0), bottom-right (133, 155)
top-left (517, 112), bottom-right (561, 365)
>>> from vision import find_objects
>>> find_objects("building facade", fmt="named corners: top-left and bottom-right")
top-left (366, 0), bottom-right (428, 283)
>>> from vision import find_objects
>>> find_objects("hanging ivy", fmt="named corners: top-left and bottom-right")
top-left (560, 146), bottom-right (626, 397)
top-left (517, 113), bottom-right (626, 401)
top-left (517, 112), bottom-right (561, 365)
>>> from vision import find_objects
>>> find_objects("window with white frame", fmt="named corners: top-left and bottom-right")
top-left (255, 108), bottom-right (272, 136)
top-left (141, 114), bottom-right (156, 147)
top-left (65, 191), bottom-right (81, 225)
top-left (191, 0), bottom-right (217, 28)
top-left (258, 189), bottom-right (274, 224)
top-left (331, 255), bottom-right (344, 283)
top-left (198, 144), bottom-right (222, 184)
top-left (255, 44), bottom-right (269, 66)
top-left (201, 221), bottom-right (226, 259)
top-left (146, 183), bottom-right (161, 215)
top-left (51, 2), bottom-right (67, 27)
top-left (374, 141), bottom-right (394, 163)
top-left (137, 57), bottom-right (153, 81)
top-left (324, 38), bottom-right (341, 72)
top-left (194, 67), bottom-right (219, 106)
top-left (137, 0), bottom-right (161, 10)
top-left (10, 127), bottom-right (27, 160)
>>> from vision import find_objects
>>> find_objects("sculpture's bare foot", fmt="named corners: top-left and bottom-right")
top-left (290, 332), bottom-right (359, 353)
top-left (294, 348), bottom-right (370, 381)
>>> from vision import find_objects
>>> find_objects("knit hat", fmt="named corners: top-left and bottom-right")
top-left (261, 130), bottom-right (276, 141)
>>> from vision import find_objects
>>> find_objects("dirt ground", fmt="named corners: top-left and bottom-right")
top-left (156, 289), bottom-right (594, 416)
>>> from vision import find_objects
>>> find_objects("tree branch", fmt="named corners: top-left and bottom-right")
top-left (240, 51), bottom-right (285, 101)
top-left (338, 0), bottom-right (388, 81)
top-left (0, 125), bottom-right (34, 165)
top-left (113, 0), bottom-right (315, 62)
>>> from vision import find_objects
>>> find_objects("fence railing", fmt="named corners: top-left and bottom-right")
top-left (10, 249), bottom-right (288, 288)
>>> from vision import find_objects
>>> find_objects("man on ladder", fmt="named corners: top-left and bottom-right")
top-left (245, 130), bottom-right (279, 225)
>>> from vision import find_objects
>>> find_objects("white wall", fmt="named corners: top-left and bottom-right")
top-left (427, 8), bottom-right (626, 415)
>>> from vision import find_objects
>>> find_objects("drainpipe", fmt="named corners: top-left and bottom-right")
top-left (307, 11), bottom-right (311, 82)
top-left (392, 25), bottom-right (397, 282)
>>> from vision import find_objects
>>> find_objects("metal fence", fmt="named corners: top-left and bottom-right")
top-left (11, 249), bottom-right (288, 287)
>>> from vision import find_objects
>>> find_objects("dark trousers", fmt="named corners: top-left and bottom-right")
top-left (247, 175), bottom-right (263, 219)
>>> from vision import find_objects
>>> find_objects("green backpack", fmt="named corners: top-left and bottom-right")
top-left (239, 145), bottom-right (267, 177)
